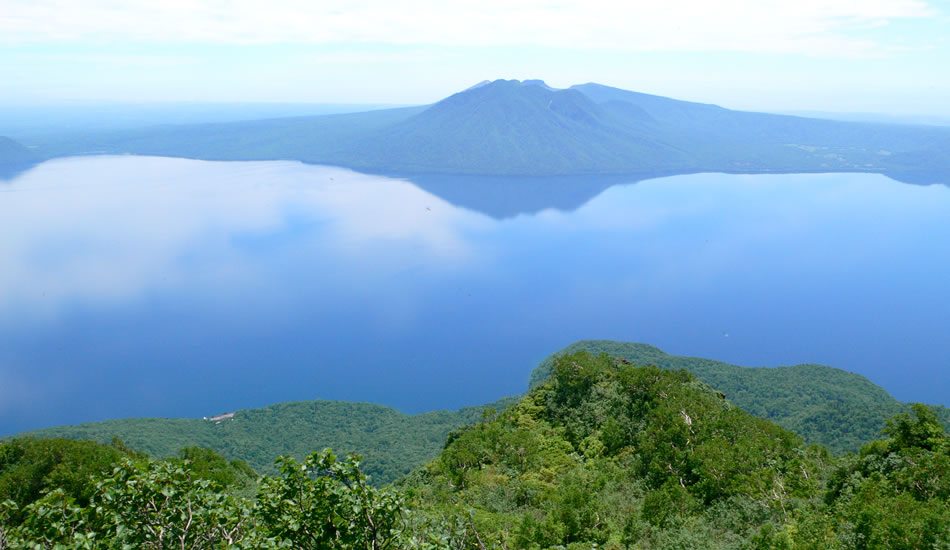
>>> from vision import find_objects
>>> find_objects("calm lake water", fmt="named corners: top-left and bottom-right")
top-left (2, 156), bottom-right (948, 434)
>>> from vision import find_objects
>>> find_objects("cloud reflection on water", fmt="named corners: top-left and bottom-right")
top-left (0, 156), bottom-right (487, 325)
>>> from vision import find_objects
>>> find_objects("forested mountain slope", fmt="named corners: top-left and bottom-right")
top-left (14, 397), bottom-right (517, 485)
top-left (403, 351), bottom-right (950, 548)
top-left (530, 340), bottom-right (950, 453)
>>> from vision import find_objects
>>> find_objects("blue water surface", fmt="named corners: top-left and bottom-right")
top-left (1, 156), bottom-right (947, 434)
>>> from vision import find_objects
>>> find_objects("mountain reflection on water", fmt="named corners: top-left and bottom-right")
top-left (408, 173), bottom-right (639, 219)
top-left (1, 156), bottom-right (948, 434)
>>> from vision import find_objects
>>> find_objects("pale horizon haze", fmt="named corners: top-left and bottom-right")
top-left (1, 0), bottom-right (949, 117)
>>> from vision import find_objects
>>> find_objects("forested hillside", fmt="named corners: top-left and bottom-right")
top-left (4, 352), bottom-right (947, 549)
top-left (15, 397), bottom-right (517, 485)
top-left (401, 351), bottom-right (950, 548)
top-left (531, 340), bottom-right (950, 453)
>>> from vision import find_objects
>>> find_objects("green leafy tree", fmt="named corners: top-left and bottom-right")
top-left (254, 449), bottom-right (409, 550)
top-left (0, 438), bottom-right (134, 525)
top-left (3, 457), bottom-right (255, 549)
top-left (884, 403), bottom-right (948, 453)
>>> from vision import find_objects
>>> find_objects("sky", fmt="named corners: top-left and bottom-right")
top-left (1, 0), bottom-right (949, 116)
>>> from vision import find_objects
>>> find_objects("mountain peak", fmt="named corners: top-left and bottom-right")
top-left (467, 79), bottom-right (556, 91)
top-left (521, 79), bottom-right (555, 90)
top-left (331, 78), bottom-right (694, 175)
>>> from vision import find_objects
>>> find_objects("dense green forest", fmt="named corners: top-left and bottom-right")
top-left (0, 438), bottom-right (256, 527)
top-left (20, 80), bottom-right (950, 183)
top-left (531, 341), bottom-right (950, 454)
top-left (400, 352), bottom-right (950, 548)
top-left (3, 352), bottom-right (947, 549)
top-left (16, 398), bottom-right (517, 486)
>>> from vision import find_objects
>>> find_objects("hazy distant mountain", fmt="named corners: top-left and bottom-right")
top-left (782, 110), bottom-right (950, 127)
top-left (0, 136), bottom-right (38, 179)
top-left (326, 80), bottom-right (695, 174)
top-left (569, 82), bottom-right (950, 183)
top-left (0, 103), bottom-right (407, 141)
top-left (0, 136), bottom-right (35, 164)
top-left (28, 80), bottom-right (950, 183)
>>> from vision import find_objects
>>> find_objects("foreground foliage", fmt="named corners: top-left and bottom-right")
top-left (0, 438), bottom-right (138, 526)
top-left (1, 449), bottom-right (418, 550)
top-left (3, 352), bottom-right (948, 549)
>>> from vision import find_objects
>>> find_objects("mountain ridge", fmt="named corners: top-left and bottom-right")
top-left (23, 79), bottom-right (950, 184)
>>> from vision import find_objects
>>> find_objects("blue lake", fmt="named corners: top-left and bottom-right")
top-left (1, 155), bottom-right (948, 435)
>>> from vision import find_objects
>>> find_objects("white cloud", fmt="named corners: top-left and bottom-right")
top-left (0, 0), bottom-right (939, 56)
